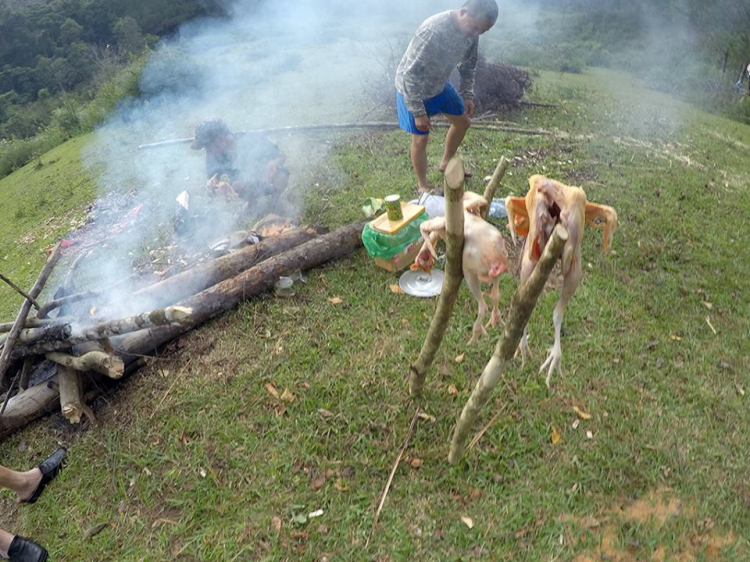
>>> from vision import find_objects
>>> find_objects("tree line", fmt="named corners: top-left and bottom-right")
top-left (0, 0), bottom-right (233, 139)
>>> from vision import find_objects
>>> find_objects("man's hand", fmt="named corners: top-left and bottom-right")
top-left (415, 115), bottom-right (431, 132)
top-left (464, 99), bottom-right (475, 118)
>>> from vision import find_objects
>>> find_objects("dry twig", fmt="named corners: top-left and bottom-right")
top-left (366, 407), bottom-right (421, 548)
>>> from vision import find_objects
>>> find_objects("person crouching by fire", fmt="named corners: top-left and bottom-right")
top-left (189, 118), bottom-right (290, 213)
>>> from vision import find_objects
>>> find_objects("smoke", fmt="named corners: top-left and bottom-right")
top-left (78, 0), bottom-right (506, 317)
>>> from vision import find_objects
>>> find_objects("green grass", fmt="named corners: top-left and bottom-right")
top-left (0, 67), bottom-right (749, 560)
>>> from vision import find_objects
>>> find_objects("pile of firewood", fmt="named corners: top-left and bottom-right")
top-left (0, 220), bottom-right (366, 439)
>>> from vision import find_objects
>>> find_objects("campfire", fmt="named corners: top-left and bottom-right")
top-left (0, 211), bottom-right (365, 438)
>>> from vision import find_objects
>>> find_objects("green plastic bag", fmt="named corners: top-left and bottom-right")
top-left (361, 213), bottom-right (428, 260)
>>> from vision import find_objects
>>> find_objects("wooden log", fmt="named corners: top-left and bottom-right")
top-left (0, 317), bottom-right (59, 333)
top-left (0, 378), bottom-right (59, 437)
top-left (58, 366), bottom-right (84, 424)
top-left (113, 219), bottom-right (366, 362)
top-left (36, 227), bottom-right (320, 320)
top-left (448, 224), bottom-right (569, 465)
top-left (0, 220), bottom-right (365, 439)
top-left (481, 156), bottom-right (510, 220)
top-left (125, 226), bottom-right (321, 312)
top-left (409, 157), bottom-right (465, 397)
top-left (12, 306), bottom-right (194, 358)
top-left (0, 323), bottom-right (72, 347)
top-left (46, 351), bottom-right (125, 379)
top-left (18, 358), bottom-right (32, 391)
top-left (0, 243), bottom-right (61, 392)
top-left (36, 289), bottom-right (103, 320)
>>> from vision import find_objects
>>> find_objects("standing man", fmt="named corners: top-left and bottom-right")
top-left (395, 0), bottom-right (498, 193)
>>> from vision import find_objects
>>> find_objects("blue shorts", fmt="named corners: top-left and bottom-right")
top-left (396, 82), bottom-right (465, 135)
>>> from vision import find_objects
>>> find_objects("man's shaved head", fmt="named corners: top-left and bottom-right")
top-left (463, 0), bottom-right (499, 22)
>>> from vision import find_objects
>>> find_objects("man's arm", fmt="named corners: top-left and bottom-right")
top-left (457, 39), bottom-right (479, 104)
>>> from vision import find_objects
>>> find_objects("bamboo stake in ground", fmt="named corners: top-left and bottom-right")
top-left (448, 224), bottom-right (569, 465)
top-left (409, 156), bottom-right (465, 397)
top-left (481, 156), bottom-right (510, 220)
top-left (0, 243), bottom-right (62, 392)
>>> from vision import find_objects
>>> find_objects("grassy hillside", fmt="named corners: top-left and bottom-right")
top-left (0, 68), bottom-right (748, 560)
top-left (0, 134), bottom-right (98, 317)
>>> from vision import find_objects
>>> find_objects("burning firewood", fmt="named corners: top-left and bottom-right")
top-left (11, 306), bottom-right (194, 359)
top-left (0, 219), bottom-right (365, 438)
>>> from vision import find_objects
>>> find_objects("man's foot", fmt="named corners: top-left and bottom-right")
top-left (19, 448), bottom-right (66, 504)
top-left (7, 536), bottom-right (48, 562)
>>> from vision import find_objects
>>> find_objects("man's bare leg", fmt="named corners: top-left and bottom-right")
top-left (438, 112), bottom-right (471, 172)
top-left (0, 465), bottom-right (42, 502)
top-left (410, 133), bottom-right (431, 192)
top-left (0, 529), bottom-right (14, 557)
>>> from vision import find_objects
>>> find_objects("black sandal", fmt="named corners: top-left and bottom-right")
top-left (7, 535), bottom-right (48, 562)
top-left (21, 447), bottom-right (67, 505)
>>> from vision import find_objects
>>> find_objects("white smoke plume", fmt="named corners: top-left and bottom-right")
top-left (70, 0), bottom-right (535, 318)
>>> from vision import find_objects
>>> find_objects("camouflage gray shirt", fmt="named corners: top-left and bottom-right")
top-left (395, 11), bottom-right (479, 117)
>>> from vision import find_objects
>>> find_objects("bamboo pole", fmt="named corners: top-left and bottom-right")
top-left (408, 156), bottom-right (465, 397)
top-left (481, 156), bottom-right (510, 220)
top-left (137, 122), bottom-right (558, 150)
top-left (448, 224), bottom-right (569, 465)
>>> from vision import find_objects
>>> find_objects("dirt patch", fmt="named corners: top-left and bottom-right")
top-left (565, 488), bottom-right (740, 562)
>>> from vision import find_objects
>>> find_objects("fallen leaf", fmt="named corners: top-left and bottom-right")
top-left (586, 430), bottom-right (594, 439)
top-left (334, 479), bottom-right (350, 492)
top-left (461, 516), bottom-right (474, 529)
top-left (318, 408), bottom-right (334, 418)
top-left (265, 383), bottom-right (280, 400)
top-left (469, 488), bottom-right (483, 501)
top-left (454, 353), bottom-right (465, 363)
top-left (580, 516), bottom-right (601, 529)
top-left (271, 516), bottom-right (282, 532)
top-left (551, 425), bottom-right (562, 445)
top-left (573, 406), bottom-right (592, 420)
top-left (705, 316), bottom-right (717, 335)
top-left (308, 509), bottom-right (324, 518)
top-left (702, 301), bottom-right (714, 310)
top-left (281, 388), bottom-right (295, 403)
top-left (417, 412), bottom-right (436, 423)
top-left (448, 384), bottom-right (459, 396)
top-left (310, 475), bottom-right (327, 491)
top-left (670, 334), bottom-right (683, 341)
top-left (736, 384), bottom-right (745, 397)
top-left (199, 468), bottom-right (207, 478)
top-left (83, 523), bottom-right (108, 540)
top-left (572, 419), bottom-right (580, 430)
top-left (410, 458), bottom-right (423, 469)
top-left (389, 284), bottom-right (405, 294)
top-left (151, 518), bottom-right (178, 528)
top-left (328, 297), bottom-right (343, 305)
